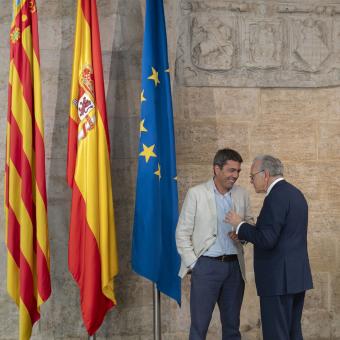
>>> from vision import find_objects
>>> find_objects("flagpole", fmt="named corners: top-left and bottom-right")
top-left (153, 284), bottom-right (161, 340)
top-left (89, 335), bottom-right (96, 340)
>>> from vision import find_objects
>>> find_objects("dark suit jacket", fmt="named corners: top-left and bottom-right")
top-left (238, 180), bottom-right (313, 296)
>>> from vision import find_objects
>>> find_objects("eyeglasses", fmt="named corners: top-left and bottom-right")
top-left (249, 170), bottom-right (264, 181)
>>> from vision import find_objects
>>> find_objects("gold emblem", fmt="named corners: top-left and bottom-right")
top-left (80, 65), bottom-right (95, 96)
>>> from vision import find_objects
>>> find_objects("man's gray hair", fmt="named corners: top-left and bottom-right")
top-left (254, 155), bottom-right (284, 176)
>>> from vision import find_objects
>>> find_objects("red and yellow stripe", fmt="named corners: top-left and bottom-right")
top-left (67, 0), bottom-right (118, 334)
top-left (5, 1), bottom-right (51, 339)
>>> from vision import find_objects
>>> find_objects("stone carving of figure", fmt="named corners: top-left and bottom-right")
top-left (191, 17), bottom-right (234, 70)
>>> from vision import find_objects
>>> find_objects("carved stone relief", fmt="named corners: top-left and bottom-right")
top-left (191, 15), bottom-right (236, 71)
top-left (176, 0), bottom-right (340, 87)
top-left (242, 19), bottom-right (283, 69)
top-left (291, 18), bottom-right (331, 72)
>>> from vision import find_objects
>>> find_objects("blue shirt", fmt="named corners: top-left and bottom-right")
top-left (204, 183), bottom-right (238, 257)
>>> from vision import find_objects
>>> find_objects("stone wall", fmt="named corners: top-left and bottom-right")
top-left (0, 0), bottom-right (339, 339)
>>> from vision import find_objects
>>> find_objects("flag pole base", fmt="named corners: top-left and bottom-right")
top-left (153, 284), bottom-right (161, 340)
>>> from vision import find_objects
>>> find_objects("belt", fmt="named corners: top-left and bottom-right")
top-left (203, 254), bottom-right (238, 262)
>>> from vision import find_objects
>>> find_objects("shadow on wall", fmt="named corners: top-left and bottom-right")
top-left (46, 0), bottom-right (82, 337)
top-left (98, 0), bottom-right (148, 337)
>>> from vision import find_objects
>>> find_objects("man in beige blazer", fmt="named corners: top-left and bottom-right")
top-left (176, 148), bottom-right (253, 340)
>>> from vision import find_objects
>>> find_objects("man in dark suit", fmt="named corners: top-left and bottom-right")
top-left (226, 155), bottom-right (313, 340)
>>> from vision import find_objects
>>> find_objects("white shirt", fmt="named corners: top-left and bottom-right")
top-left (266, 177), bottom-right (284, 196)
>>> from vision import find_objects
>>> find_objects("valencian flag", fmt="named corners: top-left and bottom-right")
top-left (67, 0), bottom-right (118, 335)
top-left (132, 0), bottom-right (181, 303)
top-left (5, 1), bottom-right (51, 339)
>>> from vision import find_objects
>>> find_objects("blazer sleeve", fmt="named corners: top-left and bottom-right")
top-left (238, 193), bottom-right (286, 250)
top-left (175, 188), bottom-right (198, 267)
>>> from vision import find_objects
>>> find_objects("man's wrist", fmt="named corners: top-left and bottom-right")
top-left (236, 221), bottom-right (245, 234)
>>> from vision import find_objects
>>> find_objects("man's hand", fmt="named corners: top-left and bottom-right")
top-left (228, 231), bottom-right (239, 241)
top-left (225, 210), bottom-right (242, 227)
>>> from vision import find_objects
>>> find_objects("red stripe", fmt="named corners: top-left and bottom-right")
top-left (7, 205), bottom-right (21, 267)
top-left (7, 204), bottom-right (40, 324)
top-left (90, 0), bottom-right (111, 154)
top-left (67, 117), bottom-right (78, 187)
top-left (81, 0), bottom-right (92, 28)
top-left (5, 164), bottom-right (9, 207)
top-left (11, 39), bottom-right (34, 120)
top-left (7, 201), bottom-right (51, 302)
top-left (5, 85), bottom-right (11, 208)
top-left (30, 6), bottom-right (41, 62)
top-left (27, 5), bottom-right (47, 207)
top-left (36, 243), bottom-right (51, 301)
top-left (20, 252), bottom-right (40, 324)
top-left (9, 114), bottom-right (35, 225)
top-left (34, 122), bottom-right (48, 207)
top-left (68, 183), bottom-right (114, 335)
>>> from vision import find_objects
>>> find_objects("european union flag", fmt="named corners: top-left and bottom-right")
top-left (131, 0), bottom-right (181, 304)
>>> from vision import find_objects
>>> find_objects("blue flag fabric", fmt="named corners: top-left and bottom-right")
top-left (131, 0), bottom-right (181, 304)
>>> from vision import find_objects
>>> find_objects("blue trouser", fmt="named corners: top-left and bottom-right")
top-left (189, 256), bottom-right (245, 340)
top-left (260, 291), bottom-right (306, 340)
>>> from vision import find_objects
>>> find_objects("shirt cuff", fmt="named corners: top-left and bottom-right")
top-left (236, 221), bottom-right (245, 234)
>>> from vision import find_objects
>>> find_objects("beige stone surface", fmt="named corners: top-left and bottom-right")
top-left (0, 0), bottom-right (339, 339)
top-left (261, 88), bottom-right (340, 121)
top-left (173, 87), bottom-right (216, 119)
top-left (175, 118), bottom-right (218, 165)
top-left (216, 120), bottom-right (250, 161)
top-left (319, 122), bottom-right (340, 160)
top-left (214, 88), bottom-right (260, 121)
top-left (250, 119), bottom-right (317, 161)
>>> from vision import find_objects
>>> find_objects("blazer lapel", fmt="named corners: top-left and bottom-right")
top-left (206, 179), bottom-right (217, 218)
top-left (230, 187), bottom-right (240, 214)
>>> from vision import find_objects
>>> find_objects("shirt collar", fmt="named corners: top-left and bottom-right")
top-left (266, 177), bottom-right (284, 196)
top-left (213, 179), bottom-right (232, 198)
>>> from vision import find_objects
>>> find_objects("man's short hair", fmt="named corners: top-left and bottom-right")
top-left (213, 148), bottom-right (243, 169)
top-left (254, 155), bottom-right (284, 176)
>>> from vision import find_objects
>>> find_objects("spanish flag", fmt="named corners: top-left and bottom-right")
top-left (67, 0), bottom-right (118, 335)
top-left (5, 1), bottom-right (51, 339)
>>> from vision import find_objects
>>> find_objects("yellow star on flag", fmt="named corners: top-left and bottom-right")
top-left (139, 144), bottom-right (157, 163)
top-left (154, 163), bottom-right (161, 179)
top-left (141, 90), bottom-right (146, 102)
top-left (140, 119), bottom-right (148, 133)
top-left (148, 67), bottom-right (160, 86)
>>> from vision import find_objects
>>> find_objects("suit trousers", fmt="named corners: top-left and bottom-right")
top-left (260, 291), bottom-right (306, 340)
top-left (189, 256), bottom-right (244, 340)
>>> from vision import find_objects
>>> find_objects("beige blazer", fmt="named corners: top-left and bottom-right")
top-left (176, 179), bottom-right (254, 280)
